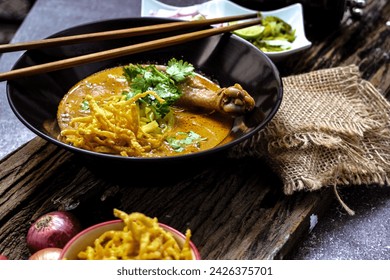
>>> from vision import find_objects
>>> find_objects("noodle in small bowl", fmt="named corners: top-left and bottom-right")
top-left (60, 210), bottom-right (200, 260)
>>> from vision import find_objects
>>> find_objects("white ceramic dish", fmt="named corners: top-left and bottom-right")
top-left (141, 0), bottom-right (312, 61)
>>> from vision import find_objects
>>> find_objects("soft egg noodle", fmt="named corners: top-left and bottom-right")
top-left (60, 91), bottom-right (172, 157)
top-left (77, 209), bottom-right (193, 260)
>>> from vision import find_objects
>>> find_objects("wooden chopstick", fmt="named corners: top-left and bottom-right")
top-left (0, 13), bottom-right (259, 53)
top-left (0, 18), bottom-right (262, 82)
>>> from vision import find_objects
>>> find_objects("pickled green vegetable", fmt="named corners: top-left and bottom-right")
top-left (233, 14), bottom-right (296, 52)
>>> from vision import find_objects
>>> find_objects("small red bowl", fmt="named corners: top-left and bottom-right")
top-left (60, 219), bottom-right (201, 260)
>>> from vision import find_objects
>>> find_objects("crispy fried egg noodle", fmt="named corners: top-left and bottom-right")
top-left (77, 209), bottom-right (193, 260)
top-left (60, 91), bottom-right (172, 157)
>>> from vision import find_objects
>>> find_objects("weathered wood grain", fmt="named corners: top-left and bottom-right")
top-left (0, 137), bottom-right (333, 259)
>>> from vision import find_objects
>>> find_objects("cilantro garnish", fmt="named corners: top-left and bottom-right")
top-left (122, 58), bottom-right (194, 118)
top-left (166, 58), bottom-right (195, 82)
top-left (80, 100), bottom-right (90, 112)
top-left (166, 131), bottom-right (207, 152)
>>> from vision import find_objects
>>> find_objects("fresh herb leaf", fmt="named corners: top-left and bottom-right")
top-left (166, 131), bottom-right (207, 152)
top-left (166, 58), bottom-right (195, 82)
top-left (80, 100), bottom-right (89, 111)
top-left (122, 58), bottom-right (195, 117)
top-left (122, 90), bottom-right (136, 99)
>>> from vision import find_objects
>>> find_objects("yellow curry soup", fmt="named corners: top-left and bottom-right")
top-left (57, 60), bottom-right (254, 157)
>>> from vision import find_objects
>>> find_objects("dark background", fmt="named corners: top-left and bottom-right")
top-left (0, 0), bottom-right (34, 44)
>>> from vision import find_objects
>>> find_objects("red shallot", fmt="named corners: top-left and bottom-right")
top-left (29, 248), bottom-right (62, 260)
top-left (26, 211), bottom-right (81, 252)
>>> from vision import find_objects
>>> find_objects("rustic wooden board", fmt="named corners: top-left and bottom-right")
top-left (0, 137), bottom-right (333, 260)
top-left (0, 0), bottom-right (388, 260)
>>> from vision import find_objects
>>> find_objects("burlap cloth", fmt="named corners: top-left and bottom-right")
top-left (232, 65), bottom-right (390, 200)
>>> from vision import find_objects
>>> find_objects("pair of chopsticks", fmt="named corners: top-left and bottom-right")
top-left (0, 14), bottom-right (261, 82)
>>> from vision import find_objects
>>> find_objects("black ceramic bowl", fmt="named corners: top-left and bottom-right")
top-left (7, 17), bottom-right (282, 168)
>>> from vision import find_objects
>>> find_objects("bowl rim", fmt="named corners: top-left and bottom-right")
top-left (7, 17), bottom-right (283, 162)
top-left (59, 219), bottom-right (201, 260)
